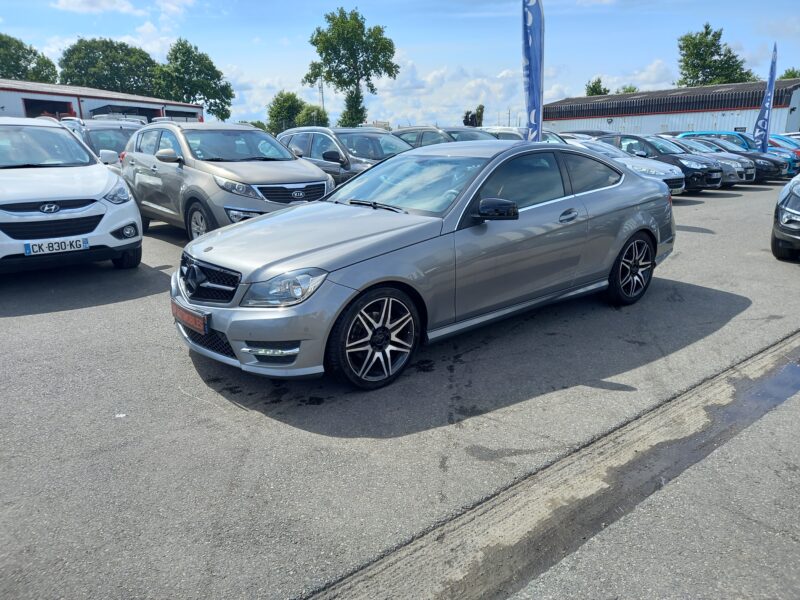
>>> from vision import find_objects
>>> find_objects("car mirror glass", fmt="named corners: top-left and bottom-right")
top-left (98, 149), bottom-right (119, 164)
top-left (155, 148), bottom-right (180, 163)
top-left (474, 197), bottom-right (519, 221)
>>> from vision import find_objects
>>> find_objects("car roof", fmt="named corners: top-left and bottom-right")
top-left (407, 140), bottom-right (534, 158)
top-left (162, 122), bottom-right (255, 131)
top-left (280, 126), bottom-right (392, 135)
top-left (0, 116), bottom-right (63, 128)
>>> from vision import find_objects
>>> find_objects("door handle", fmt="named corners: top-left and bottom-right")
top-left (559, 208), bottom-right (579, 223)
top-left (150, 165), bottom-right (158, 173)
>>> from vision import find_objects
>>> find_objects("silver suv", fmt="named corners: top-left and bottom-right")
top-left (122, 122), bottom-right (334, 239)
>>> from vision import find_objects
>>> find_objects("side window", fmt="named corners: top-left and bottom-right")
top-left (157, 130), bottom-right (183, 157)
top-left (397, 131), bottom-right (418, 146)
top-left (288, 132), bottom-right (310, 155)
top-left (310, 134), bottom-right (338, 160)
top-left (620, 137), bottom-right (646, 155)
top-left (420, 131), bottom-right (447, 146)
top-left (479, 152), bottom-right (565, 210)
top-left (562, 153), bottom-right (621, 194)
top-left (138, 130), bottom-right (160, 155)
top-left (278, 135), bottom-right (292, 148)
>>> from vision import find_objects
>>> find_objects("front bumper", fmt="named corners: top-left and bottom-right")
top-left (683, 167), bottom-right (722, 190)
top-left (773, 223), bottom-right (800, 250)
top-left (170, 272), bottom-right (356, 378)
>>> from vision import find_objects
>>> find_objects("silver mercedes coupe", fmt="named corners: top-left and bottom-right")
top-left (170, 140), bottom-right (675, 388)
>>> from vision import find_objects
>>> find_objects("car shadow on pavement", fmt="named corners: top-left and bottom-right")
top-left (190, 278), bottom-right (752, 438)
top-left (146, 223), bottom-right (188, 248)
top-left (0, 262), bottom-right (172, 317)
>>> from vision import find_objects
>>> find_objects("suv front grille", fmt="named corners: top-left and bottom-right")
top-left (0, 215), bottom-right (103, 240)
top-left (0, 199), bottom-right (96, 213)
top-left (180, 253), bottom-right (241, 304)
top-left (257, 183), bottom-right (326, 204)
top-left (184, 328), bottom-right (236, 358)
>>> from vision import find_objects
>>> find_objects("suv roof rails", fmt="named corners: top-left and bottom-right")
top-left (151, 116), bottom-right (173, 123)
top-left (35, 116), bottom-right (61, 123)
top-left (60, 116), bottom-right (86, 126)
top-left (91, 114), bottom-right (148, 125)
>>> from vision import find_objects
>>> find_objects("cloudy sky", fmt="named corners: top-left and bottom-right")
top-left (1, 0), bottom-right (799, 126)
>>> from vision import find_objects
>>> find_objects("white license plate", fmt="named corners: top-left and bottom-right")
top-left (24, 238), bottom-right (90, 256)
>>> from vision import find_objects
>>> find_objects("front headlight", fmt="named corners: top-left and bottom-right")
top-left (103, 181), bottom-right (131, 204)
top-left (718, 159), bottom-right (739, 168)
top-left (779, 207), bottom-right (800, 230)
top-left (679, 158), bottom-right (704, 169)
top-left (631, 165), bottom-right (662, 176)
top-left (214, 175), bottom-right (260, 199)
top-left (325, 174), bottom-right (336, 194)
top-left (241, 268), bottom-right (328, 307)
top-left (756, 159), bottom-right (772, 167)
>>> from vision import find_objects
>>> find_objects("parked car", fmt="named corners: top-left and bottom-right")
top-left (569, 139), bottom-right (685, 194)
top-left (694, 137), bottom-right (788, 182)
top-left (0, 117), bottom-right (142, 273)
top-left (771, 174), bottom-right (800, 260)
top-left (597, 134), bottom-right (722, 191)
top-left (122, 122), bottom-right (334, 240)
top-left (170, 140), bottom-right (674, 388)
top-left (392, 126), bottom-right (497, 148)
top-left (662, 136), bottom-right (754, 187)
top-left (61, 116), bottom-right (143, 174)
top-left (769, 134), bottom-right (800, 160)
top-left (277, 126), bottom-right (411, 186)
top-left (678, 131), bottom-right (798, 177)
top-left (479, 127), bottom-right (566, 143)
top-left (559, 132), bottom-right (593, 141)
top-left (564, 129), bottom-right (615, 137)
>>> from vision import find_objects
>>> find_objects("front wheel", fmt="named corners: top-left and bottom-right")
top-left (326, 288), bottom-right (420, 389)
top-left (186, 202), bottom-right (214, 240)
top-left (606, 233), bottom-right (655, 306)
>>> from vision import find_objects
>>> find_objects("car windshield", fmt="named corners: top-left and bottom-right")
top-left (336, 132), bottom-right (411, 160)
top-left (0, 125), bottom-right (94, 168)
top-left (684, 139), bottom-right (719, 153)
top-left (445, 129), bottom-right (497, 142)
top-left (86, 128), bottom-right (137, 154)
top-left (183, 129), bottom-right (294, 161)
top-left (774, 136), bottom-right (800, 149)
top-left (711, 138), bottom-right (747, 153)
top-left (646, 136), bottom-right (684, 155)
top-left (740, 133), bottom-right (760, 150)
top-left (583, 141), bottom-right (629, 159)
top-left (325, 154), bottom-right (487, 216)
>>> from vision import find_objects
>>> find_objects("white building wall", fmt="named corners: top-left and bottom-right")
top-left (0, 89), bottom-right (78, 117)
top-left (545, 107), bottom-right (792, 135)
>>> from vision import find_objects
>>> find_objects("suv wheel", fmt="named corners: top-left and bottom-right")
top-left (186, 202), bottom-right (214, 240)
top-left (607, 233), bottom-right (655, 306)
top-left (112, 246), bottom-right (142, 269)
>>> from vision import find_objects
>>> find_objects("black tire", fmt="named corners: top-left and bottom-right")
top-left (606, 232), bottom-right (656, 306)
top-left (326, 287), bottom-right (421, 390)
top-left (185, 202), bottom-right (215, 240)
top-left (141, 216), bottom-right (151, 234)
top-left (112, 246), bottom-right (142, 269)
top-left (771, 234), bottom-right (798, 261)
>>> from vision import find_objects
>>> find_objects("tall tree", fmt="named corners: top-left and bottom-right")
top-left (266, 91), bottom-right (306, 134)
top-left (676, 23), bottom-right (755, 87)
top-left (302, 7), bottom-right (399, 127)
top-left (296, 104), bottom-right (329, 127)
top-left (154, 39), bottom-right (234, 121)
top-left (59, 38), bottom-right (157, 95)
top-left (779, 67), bottom-right (800, 80)
top-left (585, 77), bottom-right (610, 96)
top-left (0, 33), bottom-right (57, 83)
top-left (616, 84), bottom-right (639, 94)
top-left (475, 104), bottom-right (485, 127)
top-left (242, 120), bottom-right (268, 131)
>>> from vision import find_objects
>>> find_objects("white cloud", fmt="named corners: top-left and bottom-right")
top-left (119, 20), bottom-right (175, 58)
top-left (41, 35), bottom-right (78, 61)
top-left (51, 0), bottom-right (146, 16)
top-left (590, 58), bottom-right (675, 94)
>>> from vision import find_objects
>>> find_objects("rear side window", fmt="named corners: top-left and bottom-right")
top-left (420, 131), bottom-right (448, 146)
top-left (562, 153), bottom-right (621, 194)
top-left (396, 131), bottom-right (418, 146)
top-left (479, 152), bottom-right (564, 210)
top-left (138, 130), bottom-right (160, 154)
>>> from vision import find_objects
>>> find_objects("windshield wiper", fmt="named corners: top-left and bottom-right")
top-left (201, 157), bottom-right (228, 162)
top-left (233, 156), bottom-right (285, 161)
top-left (347, 199), bottom-right (406, 213)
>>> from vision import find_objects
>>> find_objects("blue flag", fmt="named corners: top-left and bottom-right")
top-left (522, 0), bottom-right (544, 142)
top-left (753, 43), bottom-right (777, 153)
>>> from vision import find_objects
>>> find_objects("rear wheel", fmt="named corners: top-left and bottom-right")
top-left (326, 288), bottom-right (420, 389)
top-left (606, 233), bottom-right (655, 306)
top-left (112, 246), bottom-right (142, 269)
top-left (771, 234), bottom-right (798, 261)
top-left (186, 202), bottom-right (214, 240)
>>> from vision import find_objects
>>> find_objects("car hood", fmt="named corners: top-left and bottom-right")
top-left (199, 157), bottom-right (327, 184)
top-left (616, 157), bottom-right (682, 177)
top-left (185, 201), bottom-right (443, 283)
top-left (0, 163), bottom-right (117, 203)
top-left (677, 153), bottom-right (721, 167)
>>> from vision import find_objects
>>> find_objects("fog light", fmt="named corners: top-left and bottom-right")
top-left (122, 225), bottom-right (137, 238)
top-left (226, 208), bottom-right (262, 223)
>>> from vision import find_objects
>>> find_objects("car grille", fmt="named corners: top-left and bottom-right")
top-left (180, 253), bottom-right (241, 304)
top-left (664, 178), bottom-right (684, 190)
top-left (257, 183), bottom-right (326, 204)
top-left (184, 327), bottom-right (236, 358)
top-left (743, 168), bottom-right (755, 181)
top-left (0, 214), bottom-right (103, 240)
top-left (705, 170), bottom-right (722, 185)
top-left (0, 199), bottom-right (96, 213)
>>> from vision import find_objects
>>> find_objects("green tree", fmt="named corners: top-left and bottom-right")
top-left (475, 104), bottom-right (485, 127)
top-left (242, 120), bottom-right (267, 131)
top-left (585, 77), bottom-right (610, 96)
top-left (302, 7), bottom-right (399, 127)
top-left (59, 38), bottom-right (157, 95)
top-left (676, 23), bottom-right (755, 87)
top-left (266, 90), bottom-right (306, 134)
top-left (0, 33), bottom-right (57, 83)
top-left (616, 84), bottom-right (639, 94)
top-left (780, 67), bottom-right (800, 80)
top-left (154, 39), bottom-right (234, 121)
top-left (296, 104), bottom-right (329, 127)
top-left (462, 110), bottom-right (474, 126)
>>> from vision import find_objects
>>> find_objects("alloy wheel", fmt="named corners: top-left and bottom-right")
top-left (619, 239), bottom-right (653, 298)
top-left (190, 209), bottom-right (207, 239)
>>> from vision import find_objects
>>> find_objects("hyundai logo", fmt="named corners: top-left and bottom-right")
top-left (39, 203), bottom-right (60, 214)
top-left (184, 264), bottom-right (207, 295)
top-left (291, 190), bottom-right (306, 199)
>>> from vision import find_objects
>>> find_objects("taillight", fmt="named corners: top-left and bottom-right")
top-left (119, 151), bottom-right (126, 162)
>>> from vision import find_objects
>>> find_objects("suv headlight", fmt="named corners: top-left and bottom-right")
top-left (679, 158), bottom-right (703, 169)
top-left (779, 207), bottom-right (800, 229)
top-left (718, 159), bottom-right (739, 168)
top-left (241, 268), bottom-right (328, 307)
top-left (630, 165), bottom-right (662, 176)
top-left (325, 174), bottom-right (336, 194)
top-left (103, 181), bottom-right (131, 204)
top-left (214, 175), bottom-right (260, 199)
top-left (756, 159), bottom-right (772, 167)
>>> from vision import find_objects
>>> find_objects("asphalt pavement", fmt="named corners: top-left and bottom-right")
top-left (1, 181), bottom-right (798, 599)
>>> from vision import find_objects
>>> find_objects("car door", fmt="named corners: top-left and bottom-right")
top-left (130, 129), bottom-right (161, 211)
top-left (454, 151), bottom-right (588, 320)
top-left (148, 129), bottom-right (185, 219)
top-left (308, 133), bottom-right (345, 183)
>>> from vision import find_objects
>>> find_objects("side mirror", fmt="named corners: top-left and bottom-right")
top-left (322, 150), bottom-right (344, 164)
top-left (473, 198), bottom-right (519, 221)
top-left (633, 150), bottom-right (648, 158)
top-left (292, 148), bottom-right (304, 158)
top-left (155, 148), bottom-right (180, 163)
top-left (98, 149), bottom-right (119, 165)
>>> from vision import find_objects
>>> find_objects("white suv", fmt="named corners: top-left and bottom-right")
top-left (0, 117), bottom-right (142, 273)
